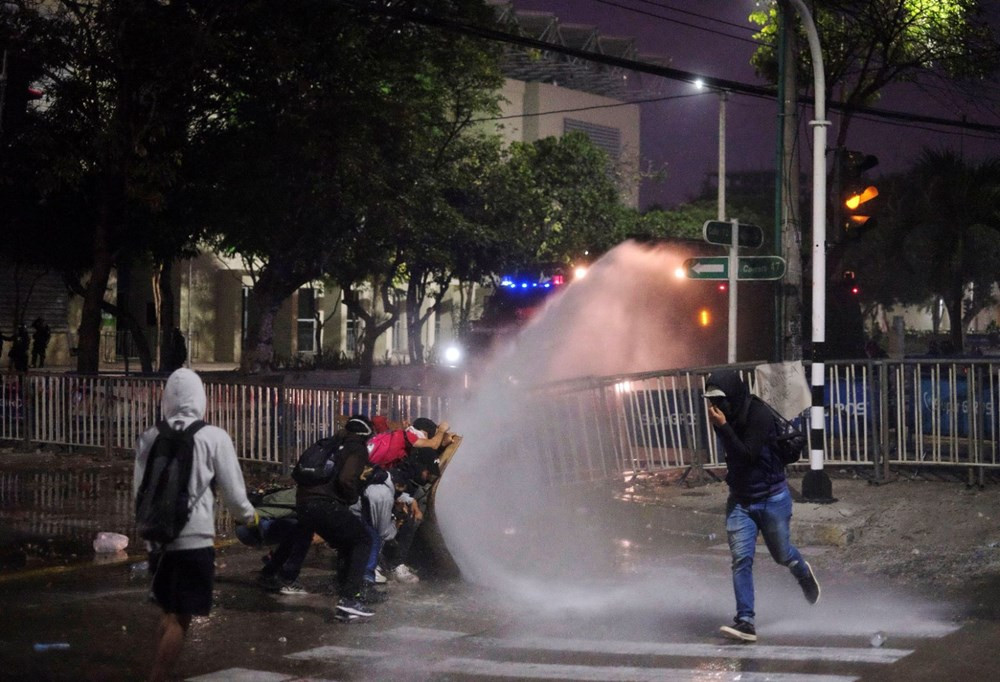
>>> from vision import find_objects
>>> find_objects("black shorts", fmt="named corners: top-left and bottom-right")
top-left (151, 547), bottom-right (215, 616)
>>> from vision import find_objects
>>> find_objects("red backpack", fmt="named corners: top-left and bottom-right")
top-left (367, 429), bottom-right (414, 467)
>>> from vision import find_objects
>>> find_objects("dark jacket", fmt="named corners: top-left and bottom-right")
top-left (706, 370), bottom-right (786, 503)
top-left (295, 431), bottom-right (369, 507)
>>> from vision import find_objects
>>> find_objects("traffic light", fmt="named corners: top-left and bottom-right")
top-left (0, 50), bottom-right (43, 139)
top-left (842, 270), bottom-right (860, 296)
top-left (840, 150), bottom-right (879, 240)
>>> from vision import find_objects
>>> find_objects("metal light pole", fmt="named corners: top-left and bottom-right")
top-left (716, 91), bottom-right (738, 363)
top-left (789, 0), bottom-right (835, 502)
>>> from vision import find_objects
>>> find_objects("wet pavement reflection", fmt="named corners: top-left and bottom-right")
top-left (0, 463), bottom-right (237, 574)
top-left (0, 467), bottom-right (137, 572)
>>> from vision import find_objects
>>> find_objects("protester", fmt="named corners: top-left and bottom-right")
top-left (8, 325), bottom-right (29, 372)
top-left (133, 368), bottom-right (259, 682)
top-left (367, 416), bottom-right (450, 468)
top-left (703, 369), bottom-right (820, 643)
top-left (350, 466), bottom-right (395, 600)
top-left (30, 317), bottom-right (51, 368)
top-left (295, 415), bottom-right (377, 618)
top-left (380, 446), bottom-right (440, 583)
top-left (236, 485), bottom-right (313, 595)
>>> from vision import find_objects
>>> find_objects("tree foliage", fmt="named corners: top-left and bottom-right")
top-left (751, 0), bottom-right (999, 147)
top-left (842, 149), bottom-right (1000, 351)
top-left (181, 0), bottom-right (506, 375)
top-left (0, 0), bottom-right (229, 373)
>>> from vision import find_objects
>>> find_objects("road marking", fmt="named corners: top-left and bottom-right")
top-left (430, 656), bottom-right (857, 681)
top-left (286, 645), bottom-right (383, 662)
top-left (383, 626), bottom-right (913, 664)
top-left (187, 668), bottom-right (308, 682)
top-left (286, 646), bottom-right (858, 682)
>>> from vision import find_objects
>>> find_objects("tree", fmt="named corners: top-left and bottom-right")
top-left (751, 0), bottom-right (1000, 356)
top-left (842, 150), bottom-right (1000, 352)
top-left (186, 0), bottom-right (504, 376)
top-left (1, 1), bottom-right (226, 373)
top-left (752, 1), bottom-right (999, 151)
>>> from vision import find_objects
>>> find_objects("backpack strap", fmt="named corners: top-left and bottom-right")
top-left (178, 420), bottom-right (211, 513)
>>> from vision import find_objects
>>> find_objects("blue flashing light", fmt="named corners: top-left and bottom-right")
top-left (499, 273), bottom-right (566, 291)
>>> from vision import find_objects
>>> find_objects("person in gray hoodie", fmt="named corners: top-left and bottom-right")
top-left (134, 368), bottom-right (258, 682)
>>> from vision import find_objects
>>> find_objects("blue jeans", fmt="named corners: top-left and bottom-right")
top-left (725, 487), bottom-right (808, 625)
top-left (363, 521), bottom-right (382, 583)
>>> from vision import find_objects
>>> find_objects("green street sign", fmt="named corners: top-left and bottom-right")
top-left (683, 256), bottom-right (786, 280)
top-left (703, 220), bottom-right (763, 248)
top-left (683, 257), bottom-right (727, 279)
top-left (737, 256), bottom-right (785, 280)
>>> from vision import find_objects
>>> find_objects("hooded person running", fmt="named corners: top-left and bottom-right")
top-left (134, 368), bottom-right (259, 681)
top-left (704, 369), bottom-right (820, 643)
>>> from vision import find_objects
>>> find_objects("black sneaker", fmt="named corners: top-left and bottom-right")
top-left (720, 619), bottom-right (757, 642)
top-left (336, 597), bottom-right (375, 617)
top-left (278, 580), bottom-right (308, 595)
top-left (799, 561), bottom-right (821, 604)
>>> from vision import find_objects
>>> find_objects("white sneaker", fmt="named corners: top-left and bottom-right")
top-left (374, 566), bottom-right (388, 584)
top-left (391, 564), bottom-right (419, 584)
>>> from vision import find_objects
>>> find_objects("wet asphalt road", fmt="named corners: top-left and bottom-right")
top-left (2, 461), bottom-right (1000, 681)
top-left (2, 517), bottom-right (1000, 681)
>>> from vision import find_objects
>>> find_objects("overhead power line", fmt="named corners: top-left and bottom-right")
top-left (591, 0), bottom-right (765, 46)
top-left (338, 0), bottom-right (1000, 137)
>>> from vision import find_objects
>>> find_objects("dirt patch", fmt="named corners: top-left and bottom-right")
top-left (629, 468), bottom-right (1000, 590)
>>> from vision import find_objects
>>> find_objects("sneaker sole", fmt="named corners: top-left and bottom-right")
top-left (719, 625), bottom-right (757, 642)
top-left (279, 589), bottom-right (308, 596)
top-left (336, 604), bottom-right (375, 617)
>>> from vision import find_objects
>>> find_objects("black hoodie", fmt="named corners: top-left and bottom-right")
top-left (705, 370), bottom-right (786, 502)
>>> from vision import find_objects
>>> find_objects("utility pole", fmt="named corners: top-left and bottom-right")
top-left (789, 0), bottom-right (835, 503)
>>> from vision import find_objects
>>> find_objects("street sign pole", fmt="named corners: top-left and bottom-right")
top-left (728, 218), bottom-right (737, 363)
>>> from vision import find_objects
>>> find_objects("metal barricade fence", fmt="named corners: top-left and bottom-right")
top-left (3, 361), bottom-right (1000, 479)
top-left (524, 359), bottom-right (1000, 483)
top-left (0, 374), bottom-right (449, 471)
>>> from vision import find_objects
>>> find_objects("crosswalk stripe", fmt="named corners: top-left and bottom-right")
top-left (428, 656), bottom-right (859, 682)
top-left (382, 626), bottom-right (913, 665)
top-left (285, 646), bottom-right (859, 682)
top-left (286, 645), bottom-right (382, 662)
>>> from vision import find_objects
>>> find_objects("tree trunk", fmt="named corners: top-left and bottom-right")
top-left (406, 276), bottom-right (425, 364)
top-left (77, 249), bottom-right (114, 375)
top-left (342, 282), bottom-right (397, 387)
top-left (948, 296), bottom-right (965, 354)
top-left (359, 321), bottom-right (378, 386)
top-left (240, 269), bottom-right (300, 373)
top-left (156, 260), bottom-right (177, 372)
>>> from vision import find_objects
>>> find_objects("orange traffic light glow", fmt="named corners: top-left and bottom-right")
top-left (845, 186), bottom-right (879, 210)
top-left (699, 309), bottom-right (710, 326)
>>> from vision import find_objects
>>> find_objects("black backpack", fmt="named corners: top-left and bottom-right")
top-left (135, 420), bottom-right (207, 544)
top-left (756, 397), bottom-right (806, 466)
top-left (291, 434), bottom-right (347, 486)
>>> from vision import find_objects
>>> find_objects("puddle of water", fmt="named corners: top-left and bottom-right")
top-left (0, 467), bottom-right (238, 573)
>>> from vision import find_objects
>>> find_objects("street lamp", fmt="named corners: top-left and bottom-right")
top-left (694, 79), bottom-right (735, 362)
top-left (694, 79), bottom-right (728, 222)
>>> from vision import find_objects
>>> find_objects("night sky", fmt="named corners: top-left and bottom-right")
top-left (508, 0), bottom-right (1000, 209)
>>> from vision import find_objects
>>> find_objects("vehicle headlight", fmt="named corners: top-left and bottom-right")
top-left (443, 344), bottom-right (462, 366)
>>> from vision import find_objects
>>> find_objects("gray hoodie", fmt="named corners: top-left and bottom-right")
top-left (133, 368), bottom-right (255, 550)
